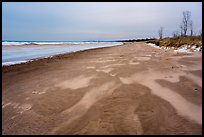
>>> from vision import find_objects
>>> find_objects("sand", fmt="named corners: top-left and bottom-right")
top-left (2, 42), bottom-right (202, 135)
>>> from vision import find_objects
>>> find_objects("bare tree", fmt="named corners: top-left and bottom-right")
top-left (190, 20), bottom-right (193, 36)
top-left (180, 11), bottom-right (191, 36)
top-left (180, 25), bottom-right (184, 36)
top-left (158, 27), bottom-right (163, 39)
top-left (199, 29), bottom-right (202, 37)
top-left (172, 31), bottom-right (179, 37)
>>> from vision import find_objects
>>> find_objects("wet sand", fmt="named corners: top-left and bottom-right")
top-left (2, 42), bottom-right (202, 135)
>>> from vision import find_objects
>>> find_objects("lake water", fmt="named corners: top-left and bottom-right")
top-left (2, 42), bottom-right (123, 66)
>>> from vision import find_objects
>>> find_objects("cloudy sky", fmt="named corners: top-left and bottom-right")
top-left (2, 2), bottom-right (202, 41)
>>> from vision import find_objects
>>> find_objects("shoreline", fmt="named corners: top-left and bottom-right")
top-left (2, 42), bottom-right (124, 68)
top-left (2, 42), bottom-right (202, 135)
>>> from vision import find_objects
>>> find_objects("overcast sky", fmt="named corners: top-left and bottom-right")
top-left (2, 2), bottom-right (202, 41)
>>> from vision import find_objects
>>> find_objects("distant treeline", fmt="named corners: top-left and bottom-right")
top-left (116, 38), bottom-right (156, 42)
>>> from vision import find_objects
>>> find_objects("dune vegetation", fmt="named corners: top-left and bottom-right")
top-left (146, 36), bottom-right (202, 48)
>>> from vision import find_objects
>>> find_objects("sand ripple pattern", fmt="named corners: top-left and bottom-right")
top-left (52, 81), bottom-right (121, 133)
top-left (120, 70), bottom-right (202, 125)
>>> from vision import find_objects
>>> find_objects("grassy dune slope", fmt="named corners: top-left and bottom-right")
top-left (146, 36), bottom-right (202, 48)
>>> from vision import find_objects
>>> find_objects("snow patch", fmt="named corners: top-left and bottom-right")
top-left (146, 43), bottom-right (160, 49)
top-left (174, 45), bottom-right (201, 53)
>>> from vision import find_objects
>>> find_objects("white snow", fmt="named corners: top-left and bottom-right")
top-left (146, 43), bottom-right (201, 53)
top-left (191, 45), bottom-right (196, 49)
top-left (146, 43), bottom-right (160, 48)
top-left (174, 45), bottom-right (201, 53)
top-left (194, 47), bottom-right (201, 52)
top-left (174, 45), bottom-right (191, 53)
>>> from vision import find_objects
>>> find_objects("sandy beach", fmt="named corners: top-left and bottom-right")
top-left (2, 42), bottom-right (202, 135)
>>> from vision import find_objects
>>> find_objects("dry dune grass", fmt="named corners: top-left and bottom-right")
top-left (147, 36), bottom-right (202, 48)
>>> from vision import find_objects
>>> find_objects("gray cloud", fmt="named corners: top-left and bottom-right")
top-left (2, 2), bottom-right (202, 41)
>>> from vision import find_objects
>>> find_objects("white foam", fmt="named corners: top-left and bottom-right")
top-left (2, 60), bottom-right (29, 66)
top-left (2, 41), bottom-right (123, 46)
top-left (2, 41), bottom-right (79, 46)
top-left (2, 42), bottom-right (30, 46)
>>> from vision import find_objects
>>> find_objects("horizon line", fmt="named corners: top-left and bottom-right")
top-left (2, 38), bottom-right (157, 42)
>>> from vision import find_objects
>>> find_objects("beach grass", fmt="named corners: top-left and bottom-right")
top-left (146, 36), bottom-right (202, 48)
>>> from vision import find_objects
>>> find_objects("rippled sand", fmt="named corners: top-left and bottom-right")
top-left (2, 42), bottom-right (202, 135)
